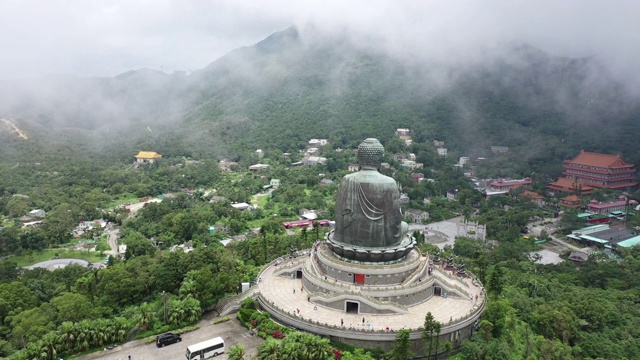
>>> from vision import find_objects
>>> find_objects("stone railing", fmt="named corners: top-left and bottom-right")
top-left (312, 291), bottom-right (409, 314)
top-left (271, 256), bottom-right (308, 277)
top-left (400, 253), bottom-right (430, 286)
top-left (316, 245), bottom-right (422, 274)
top-left (256, 293), bottom-right (485, 341)
top-left (432, 267), bottom-right (470, 289)
top-left (303, 262), bottom-right (351, 291)
top-left (216, 288), bottom-right (258, 316)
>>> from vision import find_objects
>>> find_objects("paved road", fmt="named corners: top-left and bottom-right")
top-left (126, 198), bottom-right (162, 216)
top-left (408, 216), bottom-right (463, 249)
top-left (529, 219), bottom-right (582, 251)
top-left (105, 229), bottom-right (120, 256)
top-left (72, 314), bottom-right (263, 360)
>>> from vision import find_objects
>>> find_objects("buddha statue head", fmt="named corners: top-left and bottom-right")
top-left (357, 138), bottom-right (384, 170)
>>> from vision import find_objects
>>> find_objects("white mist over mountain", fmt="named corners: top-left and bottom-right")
top-left (1, 0), bottom-right (638, 87)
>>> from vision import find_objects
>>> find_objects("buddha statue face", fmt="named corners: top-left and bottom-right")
top-left (357, 138), bottom-right (384, 170)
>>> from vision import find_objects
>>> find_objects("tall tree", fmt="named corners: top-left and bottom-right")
top-left (390, 329), bottom-right (413, 360)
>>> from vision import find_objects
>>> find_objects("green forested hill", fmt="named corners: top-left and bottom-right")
top-left (1, 26), bottom-right (639, 177)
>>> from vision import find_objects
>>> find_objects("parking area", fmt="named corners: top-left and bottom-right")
top-left (73, 314), bottom-right (263, 360)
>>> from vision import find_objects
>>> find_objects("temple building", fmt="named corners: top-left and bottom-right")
top-left (133, 151), bottom-right (162, 164)
top-left (548, 150), bottom-right (637, 195)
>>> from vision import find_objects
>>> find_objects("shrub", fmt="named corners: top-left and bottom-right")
top-left (212, 316), bottom-right (230, 325)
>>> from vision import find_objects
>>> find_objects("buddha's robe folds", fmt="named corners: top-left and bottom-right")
top-left (334, 169), bottom-right (407, 248)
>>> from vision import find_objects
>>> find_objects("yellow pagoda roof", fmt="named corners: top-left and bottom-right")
top-left (134, 151), bottom-right (162, 159)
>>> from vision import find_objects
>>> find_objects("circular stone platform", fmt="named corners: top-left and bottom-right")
top-left (25, 258), bottom-right (90, 271)
top-left (256, 242), bottom-right (485, 354)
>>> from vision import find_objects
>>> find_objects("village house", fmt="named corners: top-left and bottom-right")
top-left (405, 209), bottom-right (430, 224)
top-left (302, 156), bottom-right (327, 166)
top-left (219, 160), bottom-right (238, 172)
top-left (270, 179), bottom-right (281, 189)
top-left (26, 209), bottom-right (45, 218)
top-left (491, 146), bottom-right (509, 154)
top-left (380, 163), bottom-right (391, 169)
top-left (458, 157), bottom-right (470, 166)
top-left (400, 193), bottom-right (410, 205)
top-left (306, 147), bottom-right (320, 155)
top-left (587, 196), bottom-right (628, 214)
top-left (561, 194), bottom-right (582, 207)
top-left (393, 153), bottom-right (409, 162)
top-left (401, 160), bottom-right (424, 171)
top-left (249, 164), bottom-right (270, 172)
top-left (319, 178), bottom-right (334, 186)
top-left (404, 139), bottom-right (413, 146)
top-left (255, 149), bottom-right (264, 157)
top-left (308, 139), bottom-right (328, 146)
top-left (447, 189), bottom-right (459, 201)
top-left (395, 128), bottom-right (411, 137)
top-left (489, 178), bottom-right (533, 192)
top-left (348, 164), bottom-right (359, 172)
top-left (568, 251), bottom-right (589, 265)
top-left (548, 150), bottom-right (637, 195)
top-left (72, 219), bottom-right (108, 237)
top-left (209, 195), bottom-right (228, 203)
top-left (521, 190), bottom-right (545, 206)
top-left (231, 202), bottom-right (252, 211)
top-left (433, 140), bottom-right (445, 147)
top-left (437, 148), bottom-right (448, 156)
top-left (410, 173), bottom-right (424, 182)
top-left (134, 151), bottom-right (162, 164)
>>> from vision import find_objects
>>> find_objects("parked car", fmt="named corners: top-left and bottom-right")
top-left (156, 333), bottom-right (182, 347)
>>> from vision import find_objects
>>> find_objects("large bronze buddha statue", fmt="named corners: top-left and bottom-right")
top-left (327, 138), bottom-right (414, 262)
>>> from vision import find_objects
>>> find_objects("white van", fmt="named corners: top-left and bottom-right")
top-left (185, 337), bottom-right (225, 359)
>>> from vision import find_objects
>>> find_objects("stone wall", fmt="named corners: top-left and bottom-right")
top-left (257, 295), bottom-right (483, 357)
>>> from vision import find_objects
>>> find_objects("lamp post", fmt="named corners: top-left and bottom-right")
top-left (161, 291), bottom-right (168, 324)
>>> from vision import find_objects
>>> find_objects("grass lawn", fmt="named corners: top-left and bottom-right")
top-left (1, 219), bottom-right (15, 227)
top-left (253, 194), bottom-right (269, 207)
top-left (8, 249), bottom-right (105, 267)
top-left (108, 193), bottom-right (141, 208)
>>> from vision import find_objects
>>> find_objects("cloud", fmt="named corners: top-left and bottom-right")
top-left (0, 0), bottom-right (638, 83)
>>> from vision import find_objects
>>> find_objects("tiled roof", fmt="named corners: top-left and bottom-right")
top-left (522, 190), bottom-right (543, 199)
top-left (561, 194), bottom-right (581, 202)
top-left (566, 150), bottom-right (633, 168)
top-left (134, 151), bottom-right (162, 159)
top-left (548, 177), bottom-right (595, 190)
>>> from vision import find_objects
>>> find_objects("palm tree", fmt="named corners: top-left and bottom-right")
top-left (41, 332), bottom-right (58, 360)
top-left (257, 338), bottom-right (281, 360)
top-left (228, 344), bottom-right (246, 360)
top-left (57, 321), bottom-right (75, 353)
top-left (135, 302), bottom-right (157, 331)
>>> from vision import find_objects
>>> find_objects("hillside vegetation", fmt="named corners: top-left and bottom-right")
top-left (1, 27), bottom-right (639, 178)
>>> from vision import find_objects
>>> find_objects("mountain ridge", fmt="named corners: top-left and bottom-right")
top-left (0, 27), bottom-right (638, 174)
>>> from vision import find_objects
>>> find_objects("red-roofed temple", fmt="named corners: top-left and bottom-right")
top-left (548, 150), bottom-right (637, 195)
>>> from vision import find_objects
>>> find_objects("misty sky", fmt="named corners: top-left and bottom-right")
top-left (1, 0), bottom-right (638, 80)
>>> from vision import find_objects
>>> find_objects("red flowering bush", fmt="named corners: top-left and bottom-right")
top-left (333, 349), bottom-right (342, 360)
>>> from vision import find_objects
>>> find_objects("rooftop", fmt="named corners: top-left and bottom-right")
top-left (549, 178), bottom-right (595, 191)
top-left (134, 151), bottom-right (162, 159)
top-left (489, 178), bottom-right (532, 187)
top-left (617, 235), bottom-right (640, 248)
top-left (565, 150), bottom-right (634, 168)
